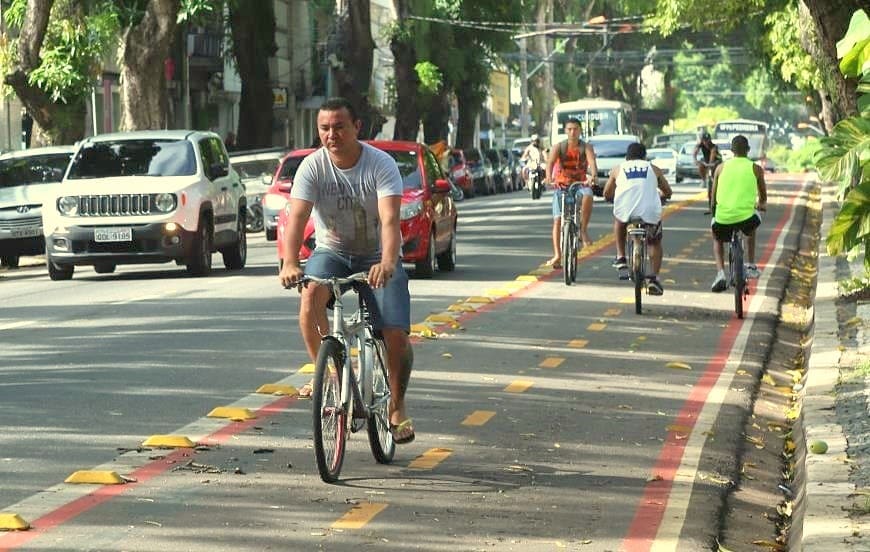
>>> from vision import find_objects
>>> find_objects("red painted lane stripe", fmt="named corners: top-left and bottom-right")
top-left (0, 395), bottom-right (296, 550)
top-left (622, 186), bottom-right (801, 551)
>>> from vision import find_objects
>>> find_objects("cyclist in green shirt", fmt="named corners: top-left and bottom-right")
top-left (710, 135), bottom-right (767, 292)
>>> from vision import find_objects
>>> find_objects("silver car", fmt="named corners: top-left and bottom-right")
top-left (587, 134), bottom-right (641, 195)
top-left (0, 146), bottom-right (74, 268)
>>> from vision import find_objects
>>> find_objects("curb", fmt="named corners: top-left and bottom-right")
top-left (801, 182), bottom-right (868, 550)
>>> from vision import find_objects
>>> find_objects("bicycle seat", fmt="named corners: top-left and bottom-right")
top-left (628, 216), bottom-right (646, 224)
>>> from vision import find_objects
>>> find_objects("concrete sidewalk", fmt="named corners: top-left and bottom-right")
top-left (801, 182), bottom-right (870, 550)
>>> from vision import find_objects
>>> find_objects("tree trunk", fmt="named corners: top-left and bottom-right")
top-left (330, 0), bottom-right (385, 138)
top-left (230, 3), bottom-right (277, 148)
top-left (390, 0), bottom-right (420, 141)
top-left (455, 87), bottom-right (477, 149)
top-left (799, 0), bottom-right (861, 124)
top-left (534, 0), bottom-right (554, 140)
top-left (422, 87), bottom-right (449, 144)
top-left (4, 0), bottom-right (84, 145)
top-left (119, 0), bottom-right (179, 131)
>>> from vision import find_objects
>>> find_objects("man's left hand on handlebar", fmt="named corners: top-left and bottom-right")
top-left (279, 262), bottom-right (305, 290)
top-left (367, 261), bottom-right (395, 288)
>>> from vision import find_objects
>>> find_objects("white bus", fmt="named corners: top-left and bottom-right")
top-left (549, 98), bottom-right (633, 146)
top-left (713, 119), bottom-right (769, 161)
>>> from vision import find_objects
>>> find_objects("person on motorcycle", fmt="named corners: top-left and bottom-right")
top-left (520, 134), bottom-right (544, 190)
top-left (693, 132), bottom-right (722, 214)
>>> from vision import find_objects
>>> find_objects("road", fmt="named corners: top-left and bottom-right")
top-left (0, 174), bottom-right (812, 551)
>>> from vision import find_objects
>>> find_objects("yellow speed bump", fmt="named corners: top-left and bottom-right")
top-left (426, 314), bottom-right (457, 324)
top-left (484, 288), bottom-right (511, 298)
top-left (298, 363), bottom-right (315, 374)
top-left (465, 296), bottom-right (494, 304)
top-left (255, 383), bottom-right (298, 396)
top-left (64, 470), bottom-right (125, 485)
top-left (447, 303), bottom-right (476, 313)
top-left (207, 406), bottom-right (256, 421)
top-left (141, 435), bottom-right (196, 449)
top-left (0, 513), bottom-right (30, 531)
top-left (410, 324), bottom-right (438, 338)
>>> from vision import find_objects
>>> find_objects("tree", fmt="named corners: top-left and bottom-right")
top-left (228, 1), bottom-right (276, 148)
top-left (3, 0), bottom-right (117, 145)
top-left (388, 0), bottom-right (420, 141)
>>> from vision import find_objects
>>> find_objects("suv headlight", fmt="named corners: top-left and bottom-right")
top-left (58, 196), bottom-right (78, 216)
top-left (154, 193), bottom-right (177, 213)
top-left (400, 199), bottom-right (423, 220)
top-left (264, 193), bottom-right (289, 210)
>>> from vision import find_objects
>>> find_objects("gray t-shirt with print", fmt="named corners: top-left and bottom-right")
top-left (290, 143), bottom-right (403, 256)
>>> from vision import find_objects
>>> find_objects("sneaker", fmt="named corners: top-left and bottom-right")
top-left (647, 278), bottom-right (664, 296)
top-left (711, 272), bottom-right (727, 293)
top-left (612, 256), bottom-right (627, 269)
top-left (745, 264), bottom-right (761, 279)
top-left (617, 266), bottom-right (630, 281)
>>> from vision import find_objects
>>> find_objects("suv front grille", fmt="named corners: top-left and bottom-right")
top-left (78, 194), bottom-right (152, 216)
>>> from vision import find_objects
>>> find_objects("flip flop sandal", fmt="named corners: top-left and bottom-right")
top-left (297, 381), bottom-right (313, 399)
top-left (389, 419), bottom-right (416, 444)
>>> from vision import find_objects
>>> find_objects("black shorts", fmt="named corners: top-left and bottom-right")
top-left (711, 213), bottom-right (761, 242)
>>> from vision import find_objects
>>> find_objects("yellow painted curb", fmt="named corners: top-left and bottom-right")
top-left (298, 363), bottom-right (315, 374)
top-left (207, 406), bottom-right (256, 421)
top-left (0, 513), bottom-right (30, 531)
top-left (64, 470), bottom-right (125, 485)
top-left (141, 435), bottom-right (196, 448)
top-left (255, 383), bottom-right (298, 396)
top-left (465, 296), bottom-right (494, 304)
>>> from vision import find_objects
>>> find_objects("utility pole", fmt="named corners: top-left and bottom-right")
top-left (519, 37), bottom-right (529, 138)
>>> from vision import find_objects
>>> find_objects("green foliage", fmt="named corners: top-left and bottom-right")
top-left (768, 138), bottom-right (822, 173)
top-left (415, 61), bottom-right (442, 95)
top-left (764, 4), bottom-right (822, 91)
top-left (817, 9), bottom-right (870, 267)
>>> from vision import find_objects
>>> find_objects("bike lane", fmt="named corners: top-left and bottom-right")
top-left (0, 177), bottom-right (810, 551)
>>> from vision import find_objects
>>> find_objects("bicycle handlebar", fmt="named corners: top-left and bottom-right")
top-left (301, 272), bottom-right (370, 286)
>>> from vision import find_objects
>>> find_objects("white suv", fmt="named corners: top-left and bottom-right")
top-left (42, 130), bottom-right (247, 280)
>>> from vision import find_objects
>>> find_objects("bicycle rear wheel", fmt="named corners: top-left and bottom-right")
top-left (732, 239), bottom-right (746, 319)
top-left (363, 334), bottom-right (395, 464)
top-left (312, 337), bottom-right (348, 483)
top-left (631, 235), bottom-right (644, 314)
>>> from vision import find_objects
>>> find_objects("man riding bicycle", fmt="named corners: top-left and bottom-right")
top-left (520, 134), bottom-right (545, 190)
top-left (278, 97), bottom-right (415, 445)
top-left (544, 117), bottom-right (598, 268)
top-left (603, 142), bottom-right (672, 295)
top-left (710, 135), bottom-right (767, 293)
top-left (694, 132), bottom-right (721, 214)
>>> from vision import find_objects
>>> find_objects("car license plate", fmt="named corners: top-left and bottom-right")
top-left (94, 227), bottom-right (132, 242)
top-left (10, 226), bottom-right (41, 238)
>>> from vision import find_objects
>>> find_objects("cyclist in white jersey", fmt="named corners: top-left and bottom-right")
top-left (603, 142), bottom-right (672, 295)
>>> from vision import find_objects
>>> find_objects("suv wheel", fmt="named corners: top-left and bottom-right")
top-left (48, 259), bottom-right (74, 281)
top-left (0, 254), bottom-right (20, 269)
top-left (186, 217), bottom-right (213, 276)
top-left (222, 210), bottom-right (247, 270)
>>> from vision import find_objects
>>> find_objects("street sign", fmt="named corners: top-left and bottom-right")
top-left (489, 71), bottom-right (510, 120)
top-left (273, 88), bottom-right (288, 109)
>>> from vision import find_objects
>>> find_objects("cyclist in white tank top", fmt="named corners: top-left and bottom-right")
top-left (603, 143), bottom-right (672, 294)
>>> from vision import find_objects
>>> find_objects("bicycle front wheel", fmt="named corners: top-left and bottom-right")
top-left (561, 222), bottom-right (574, 286)
top-left (631, 235), bottom-right (644, 314)
top-left (732, 241), bottom-right (746, 319)
top-left (364, 334), bottom-right (395, 464)
top-left (312, 337), bottom-right (348, 483)
top-left (569, 224), bottom-right (579, 283)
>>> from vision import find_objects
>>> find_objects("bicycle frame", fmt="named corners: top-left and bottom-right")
top-left (626, 218), bottom-right (649, 314)
top-left (727, 230), bottom-right (747, 319)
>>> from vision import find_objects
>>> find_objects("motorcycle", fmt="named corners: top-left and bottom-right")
top-left (529, 164), bottom-right (544, 200)
top-left (243, 174), bottom-right (271, 233)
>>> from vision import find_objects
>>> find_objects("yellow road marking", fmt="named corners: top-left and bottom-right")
top-left (462, 410), bottom-right (496, 426)
top-left (331, 502), bottom-right (388, 529)
top-left (619, 296), bottom-right (634, 304)
top-left (587, 322), bottom-right (607, 332)
top-left (516, 275), bottom-right (538, 282)
top-left (604, 308), bottom-right (622, 317)
top-left (255, 384), bottom-right (298, 396)
top-left (568, 339), bottom-right (588, 348)
top-left (426, 314), bottom-right (457, 324)
top-left (539, 357), bottom-right (565, 368)
top-left (448, 303), bottom-right (476, 312)
top-left (465, 296), bottom-right (494, 304)
top-left (408, 448), bottom-right (452, 470)
top-left (298, 363), bottom-right (315, 374)
top-left (504, 380), bottom-right (534, 393)
top-left (659, 268), bottom-right (671, 274)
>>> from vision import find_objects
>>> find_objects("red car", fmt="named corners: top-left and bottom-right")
top-left (276, 140), bottom-right (458, 277)
top-left (262, 148), bottom-right (316, 241)
top-left (448, 149), bottom-right (474, 198)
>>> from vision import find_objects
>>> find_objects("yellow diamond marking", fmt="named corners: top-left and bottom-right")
top-left (64, 470), bottom-right (125, 485)
top-left (604, 308), bottom-right (622, 317)
top-left (207, 406), bottom-right (256, 421)
top-left (587, 322), bottom-right (607, 332)
top-left (504, 380), bottom-right (534, 393)
top-left (408, 448), bottom-right (453, 470)
top-left (539, 357), bottom-right (565, 368)
top-left (298, 363), bottom-right (315, 374)
top-left (141, 435), bottom-right (196, 448)
top-left (255, 384), bottom-right (298, 396)
top-left (331, 503), bottom-right (388, 529)
top-left (465, 296), bottom-right (494, 304)
top-left (461, 410), bottom-right (496, 426)
top-left (0, 513), bottom-right (30, 531)
top-left (568, 339), bottom-right (589, 348)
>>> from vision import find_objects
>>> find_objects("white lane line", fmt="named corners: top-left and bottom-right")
top-left (0, 321), bottom-right (35, 331)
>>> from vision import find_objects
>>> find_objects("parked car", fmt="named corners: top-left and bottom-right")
top-left (447, 149), bottom-right (474, 198)
top-left (42, 130), bottom-right (247, 280)
top-left (652, 132), bottom-right (696, 150)
top-left (499, 148), bottom-right (521, 191)
top-left (483, 148), bottom-right (507, 193)
top-left (587, 134), bottom-right (641, 196)
top-left (646, 147), bottom-right (679, 184)
top-left (228, 147), bottom-right (286, 233)
top-left (0, 146), bottom-right (75, 268)
top-left (262, 148), bottom-right (316, 241)
top-left (277, 141), bottom-right (458, 278)
top-left (463, 148), bottom-right (496, 196)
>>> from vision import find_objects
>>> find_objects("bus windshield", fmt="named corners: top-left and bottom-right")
top-left (556, 110), bottom-right (622, 136)
top-left (713, 120), bottom-right (768, 160)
